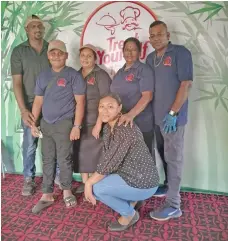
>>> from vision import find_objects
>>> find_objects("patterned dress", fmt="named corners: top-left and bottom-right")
top-left (73, 65), bottom-right (111, 173)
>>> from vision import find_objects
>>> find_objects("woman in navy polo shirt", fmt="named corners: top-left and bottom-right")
top-left (111, 37), bottom-right (154, 153)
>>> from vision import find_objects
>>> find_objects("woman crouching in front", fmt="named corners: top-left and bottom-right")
top-left (84, 93), bottom-right (159, 231)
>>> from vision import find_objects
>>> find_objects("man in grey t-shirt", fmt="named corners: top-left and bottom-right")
top-left (10, 15), bottom-right (50, 196)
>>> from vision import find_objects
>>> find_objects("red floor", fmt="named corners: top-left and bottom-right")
top-left (1, 174), bottom-right (228, 241)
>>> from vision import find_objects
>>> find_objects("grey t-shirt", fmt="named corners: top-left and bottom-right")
top-left (34, 66), bottom-right (86, 124)
top-left (10, 40), bottom-right (50, 105)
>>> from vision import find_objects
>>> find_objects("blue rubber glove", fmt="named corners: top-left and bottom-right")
top-left (163, 114), bottom-right (177, 134)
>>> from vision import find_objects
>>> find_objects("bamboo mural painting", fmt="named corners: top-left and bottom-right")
top-left (1, 1), bottom-right (228, 192)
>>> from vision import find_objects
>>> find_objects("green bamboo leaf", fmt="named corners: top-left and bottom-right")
top-left (203, 2), bottom-right (223, 8)
top-left (219, 86), bottom-right (227, 97)
top-left (204, 8), bottom-right (222, 21)
top-left (153, 2), bottom-right (175, 10)
top-left (214, 61), bottom-right (222, 76)
top-left (198, 89), bottom-right (216, 96)
top-left (214, 98), bottom-right (219, 109)
top-left (1, 1), bottom-right (9, 25)
top-left (217, 42), bottom-right (226, 55)
top-left (194, 96), bottom-right (216, 101)
top-left (171, 31), bottom-right (191, 37)
top-left (212, 85), bottom-right (219, 96)
top-left (220, 98), bottom-right (228, 112)
top-left (223, 25), bottom-right (228, 39)
top-left (167, 9), bottom-right (183, 13)
top-left (190, 7), bottom-right (216, 15)
top-left (181, 20), bottom-right (195, 37)
top-left (203, 81), bottom-right (227, 85)
top-left (194, 64), bottom-right (212, 72)
top-left (214, 18), bottom-right (228, 22)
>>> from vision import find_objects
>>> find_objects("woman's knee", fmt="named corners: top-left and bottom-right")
top-left (93, 183), bottom-right (107, 198)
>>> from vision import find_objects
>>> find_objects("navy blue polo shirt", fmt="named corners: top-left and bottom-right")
top-left (110, 60), bottom-right (154, 132)
top-left (146, 42), bottom-right (193, 126)
top-left (35, 66), bottom-right (86, 124)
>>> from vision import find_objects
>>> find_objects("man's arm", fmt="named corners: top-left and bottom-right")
top-left (74, 95), bottom-right (85, 126)
top-left (170, 81), bottom-right (192, 113)
top-left (12, 74), bottom-right (27, 112)
top-left (32, 96), bottom-right (43, 126)
top-left (12, 74), bottom-right (35, 127)
top-left (70, 94), bottom-right (85, 141)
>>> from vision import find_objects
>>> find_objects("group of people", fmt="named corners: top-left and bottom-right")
top-left (11, 15), bottom-right (193, 231)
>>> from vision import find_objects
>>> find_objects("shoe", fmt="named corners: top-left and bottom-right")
top-left (108, 211), bottom-right (140, 232)
top-left (75, 183), bottom-right (85, 194)
top-left (153, 185), bottom-right (168, 197)
top-left (22, 178), bottom-right (36, 196)
top-left (150, 203), bottom-right (182, 221)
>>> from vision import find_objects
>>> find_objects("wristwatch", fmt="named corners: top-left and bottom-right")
top-left (169, 110), bottom-right (178, 116)
top-left (73, 124), bottom-right (82, 129)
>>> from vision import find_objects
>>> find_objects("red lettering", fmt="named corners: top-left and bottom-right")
top-left (97, 50), bottom-right (105, 65)
top-left (107, 37), bottom-right (115, 52)
top-left (113, 41), bottom-right (119, 52)
top-left (118, 40), bottom-right (124, 50)
top-left (104, 54), bottom-right (110, 64)
top-left (140, 41), bottom-right (149, 60)
top-left (111, 52), bottom-right (119, 62)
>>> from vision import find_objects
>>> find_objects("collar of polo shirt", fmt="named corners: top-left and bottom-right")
top-left (122, 60), bottom-right (141, 71)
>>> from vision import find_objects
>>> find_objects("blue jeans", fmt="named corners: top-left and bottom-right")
top-left (22, 120), bottom-right (38, 179)
top-left (93, 174), bottom-right (158, 217)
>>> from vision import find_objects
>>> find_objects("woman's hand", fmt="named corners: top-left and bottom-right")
top-left (84, 182), bottom-right (96, 205)
top-left (92, 123), bottom-right (102, 139)
top-left (118, 112), bottom-right (134, 128)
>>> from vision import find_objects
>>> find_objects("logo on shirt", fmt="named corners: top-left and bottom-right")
top-left (87, 77), bottom-right (95, 85)
top-left (57, 78), bottom-right (66, 87)
top-left (163, 56), bottom-right (172, 67)
top-left (125, 73), bottom-right (134, 82)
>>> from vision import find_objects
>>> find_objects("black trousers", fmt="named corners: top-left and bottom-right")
top-left (142, 130), bottom-right (155, 160)
top-left (40, 118), bottom-right (73, 193)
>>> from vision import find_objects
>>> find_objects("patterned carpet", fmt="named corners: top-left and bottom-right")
top-left (1, 174), bottom-right (228, 241)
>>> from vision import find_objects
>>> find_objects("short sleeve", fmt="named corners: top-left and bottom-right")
top-left (146, 53), bottom-right (154, 69)
top-left (139, 64), bottom-right (155, 93)
top-left (96, 70), bottom-right (111, 96)
top-left (10, 48), bottom-right (23, 75)
top-left (34, 75), bottom-right (45, 96)
top-left (176, 47), bottom-right (193, 81)
top-left (72, 72), bottom-right (86, 95)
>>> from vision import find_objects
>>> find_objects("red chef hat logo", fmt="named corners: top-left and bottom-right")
top-left (87, 77), bottom-right (95, 85)
top-left (163, 56), bottom-right (172, 66)
top-left (125, 73), bottom-right (134, 82)
top-left (57, 78), bottom-right (66, 87)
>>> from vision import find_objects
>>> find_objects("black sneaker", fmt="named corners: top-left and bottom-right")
top-left (22, 178), bottom-right (36, 196)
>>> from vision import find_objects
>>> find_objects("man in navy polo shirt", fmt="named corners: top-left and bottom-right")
top-left (146, 21), bottom-right (193, 220)
top-left (31, 40), bottom-right (86, 213)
